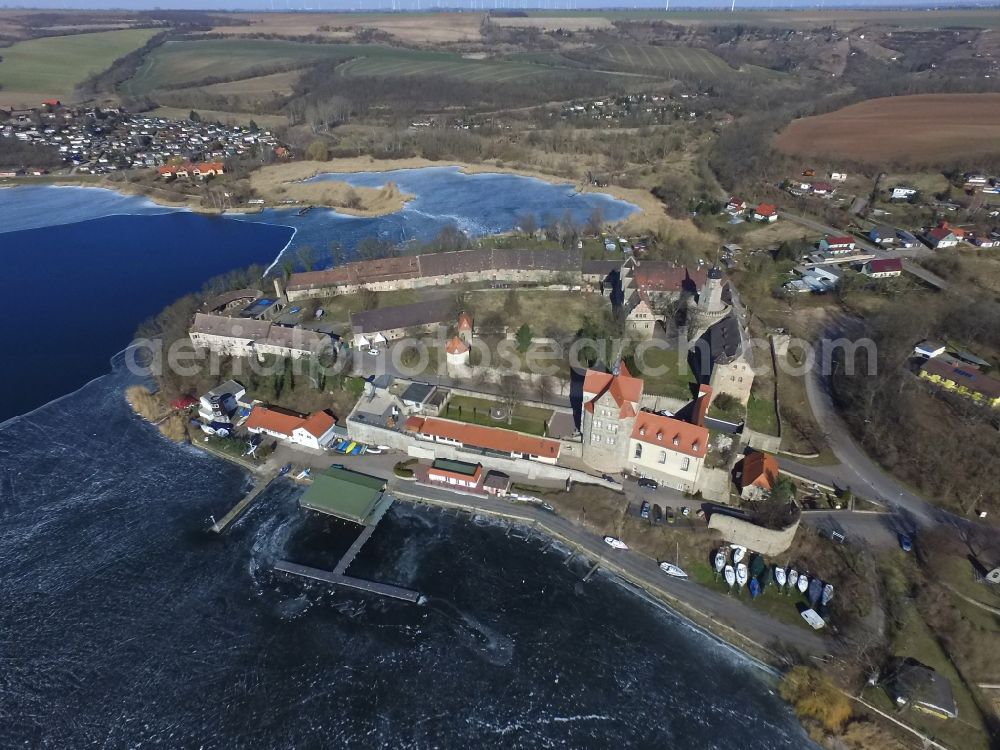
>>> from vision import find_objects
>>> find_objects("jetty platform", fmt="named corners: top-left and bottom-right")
top-left (274, 560), bottom-right (422, 604)
top-left (276, 492), bottom-right (422, 604)
top-left (213, 470), bottom-right (279, 533)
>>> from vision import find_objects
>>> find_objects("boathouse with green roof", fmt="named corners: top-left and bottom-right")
top-left (298, 466), bottom-right (388, 524)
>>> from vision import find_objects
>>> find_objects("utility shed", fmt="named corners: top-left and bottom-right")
top-left (299, 467), bottom-right (386, 524)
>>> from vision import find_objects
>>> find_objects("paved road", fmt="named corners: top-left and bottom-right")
top-left (800, 510), bottom-right (901, 550)
top-left (393, 480), bottom-right (832, 660)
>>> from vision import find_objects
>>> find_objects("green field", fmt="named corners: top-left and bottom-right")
top-left (122, 39), bottom-right (359, 95)
top-left (124, 38), bottom-right (632, 97)
top-left (443, 395), bottom-right (553, 437)
top-left (562, 43), bottom-right (779, 81)
top-left (0, 28), bottom-right (159, 94)
top-left (336, 55), bottom-right (559, 83)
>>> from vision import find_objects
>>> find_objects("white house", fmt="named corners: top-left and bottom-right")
top-left (627, 411), bottom-right (708, 493)
top-left (245, 405), bottom-right (339, 450)
top-left (862, 258), bottom-right (903, 278)
top-left (198, 380), bottom-right (246, 423)
top-left (891, 187), bottom-right (918, 201)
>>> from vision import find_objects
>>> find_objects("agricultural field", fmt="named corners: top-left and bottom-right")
top-left (208, 12), bottom-right (485, 44)
top-left (335, 54), bottom-right (564, 84)
top-left (0, 28), bottom-right (159, 98)
top-left (199, 69), bottom-right (303, 98)
top-left (774, 94), bottom-right (1000, 165)
top-left (564, 43), bottom-right (777, 81)
top-left (121, 39), bottom-right (359, 95)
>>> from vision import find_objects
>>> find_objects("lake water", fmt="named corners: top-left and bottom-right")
top-left (0, 171), bottom-right (814, 747)
top-left (0, 170), bottom-right (635, 422)
top-left (0, 357), bottom-right (816, 748)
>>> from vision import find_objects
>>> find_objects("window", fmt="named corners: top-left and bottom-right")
top-left (658, 451), bottom-right (666, 464)
top-left (681, 457), bottom-right (690, 471)
top-left (591, 434), bottom-right (601, 444)
top-left (610, 424), bottom-right (618, 434)
top-left (594, 419), bottom-right (602, 429)
top-left (608, 437), bottom-right (616, 446)
top-left (634, 443), bottom-right (642, 459)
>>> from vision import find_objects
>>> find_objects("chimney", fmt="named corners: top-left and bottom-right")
top-left (694, 384), bottom-right (713, 428)
top-left (273, 276), bottom-right (286, 301)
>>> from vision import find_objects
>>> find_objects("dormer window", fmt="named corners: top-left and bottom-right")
top-left (672, 435), bottom-right (680, 446)
top-left (692, 441), bottom-right (700, 452)
top-left (656, 430), bottom-right (663, 441)
top-left (639, 427), bottom-right (646, 436)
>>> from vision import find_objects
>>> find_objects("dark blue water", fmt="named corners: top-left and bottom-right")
top-left (0, 359), bottom-right (816, 749)
top-left (0, 173), bottom-right (635, 422)
top-left (0, 213), bottom-right (292, 424)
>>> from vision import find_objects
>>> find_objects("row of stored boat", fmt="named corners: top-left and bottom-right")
top-left (714, 545), bottom-right (834, 608)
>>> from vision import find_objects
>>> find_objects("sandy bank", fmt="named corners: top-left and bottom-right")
top-left (249, 161), bottom-right (414, 217)
top-left (260, 156), bottom-right (666, 232)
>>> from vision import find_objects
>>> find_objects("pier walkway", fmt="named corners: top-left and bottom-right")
top-left (213, 471), bottom-right (279, 533)
top-left (275, 560), bottom-right (422, 604)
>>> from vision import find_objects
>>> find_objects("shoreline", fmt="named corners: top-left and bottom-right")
top-left (2, 157), bottom-right (659, 226)
top-left (288, 155), bottom-right (658, 228)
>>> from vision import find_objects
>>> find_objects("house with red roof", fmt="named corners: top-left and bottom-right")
top-left (725, 197), bottom-right (747, 215)
top-left (862, 257), bottom-right (903, 278)
top-left (739, 451), bottom-right (780, 500)
top-left (246, 405), bottom-right (338, 450)
top-left (923, 223), bottom-right (959, 249)
top-left (753, 203), bottom-right (778, 222)
top-left (810, 181), bottom-right (835, 196)
top-left (629, 410), bottom-right (709, 493)
top-left (819, 235), bottom-right (856, 254)
top-left (580, 361), bottom-right (644, 473)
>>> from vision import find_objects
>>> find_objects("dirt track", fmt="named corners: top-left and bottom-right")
top-left (774, 93), bottom-right (1000, 165)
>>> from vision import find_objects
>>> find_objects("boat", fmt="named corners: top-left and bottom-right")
top-left (797, 573), bottom-right (809, 594)
top-left (749, 578), bottom-right (761, 599)
top-left (713, 550), bottom-right (725, 573)
top-left (659, 562), bottom-right (688, 578)
top-left (724, 565), bottom-right (736, 587)
top-left (731, 545), bottom-right (747, 564)
top-left (736, 563), bottom-right (748, 588)
top-left (278, 463), bottom-right (292, 476)
top-left (787, 568), bottom-right (799, 590)
top-left (603, 536), bottom-right (628, 550)
top-left (801, 609), bottom-right (826, 630)
top-left (749, 553), bottom-right (766, 582)
top-left (808, 577), bottom-right (823, 606)
top-left (774, 566), bottom-right (787, 587)
top-left (821, 583), bottom-right (834, 606)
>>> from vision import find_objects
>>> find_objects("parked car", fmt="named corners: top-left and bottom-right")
top-left (653, 504), bottom-right (663, 525)
top-left (667, 508), bottom-right (676, 524)
top-left (637, 477), bottom-right (658, 489)
top-left (601, 473), bottom-right (615, 483)
top-left (367, 347), bottom-right (380, 356)
top-left (899, 533), bottom-right (913, 552)
top-left (640, 500), bottom-right (650, 520)
top-left (681, 506), bottom-right (690, 517)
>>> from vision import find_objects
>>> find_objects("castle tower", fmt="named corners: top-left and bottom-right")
top-left (700, 266), bottom-right (727, 316)
top-left (446, 336), bottom-right (471, 378)
top-left (457, 311), bottom-right (473, 346)
top-left (580, 362), bottom-right (644, 473)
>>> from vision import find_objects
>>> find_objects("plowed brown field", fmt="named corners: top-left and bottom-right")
top-left (774, 94), bottom-right (1000, 165)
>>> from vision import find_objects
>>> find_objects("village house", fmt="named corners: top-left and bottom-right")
top-left (245, 405), bottom-right (339, 450)
top-left (896, 229), bottom-right (921, 248)
top-left (725, 197), bottom-right (747, 214)
top-left (738, 451), bottom-right (780, 501)
top-left (868, 225), bottom-right (897, 246)
top-left (818, 235), bottom-right (856, 254)
top-left (753, 203), bottom-right (779, 222)
top-left (809, 181), bottom-right (835, 196)
top-left (426, 459), bottom-right (484, 490)
top-left (862, 257), bottom-right (903, 278)
top-left (830, 172), bottom-right (847, 182)
top-left (919, 356), bottom-right (1000, 408)
top-left (628, 406), bottom-right (709, 494)
top-left (923, 224), bottom-right (960, 249)
top-left (969, 234), bottom-right (998, 248)
top-left (890, 186), bottom-right (918, 201)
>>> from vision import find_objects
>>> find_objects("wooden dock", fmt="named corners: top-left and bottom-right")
top-left (274, 560), bottom-right (422, 604)
top-left (212, 471), bottom-right (279, 533)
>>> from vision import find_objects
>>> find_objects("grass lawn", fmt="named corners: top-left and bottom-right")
top-left (870, 602), bottom-right (992, 750)
top-left (0, 28), bottom-right (159, 94)
top-left (633, 345), bottom-right (695, 400)
top-left (747, 394), bottom-right (780, 436)
top-left (470, 289), bottom-right (607, 335)
top-left (443, 394), bottom-right (552, 436)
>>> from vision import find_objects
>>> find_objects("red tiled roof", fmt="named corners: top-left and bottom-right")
top-left (583, 365), bottom-right (643, 418)
top-left (755, 203), bottom-right (777, 216)
top-left (246, 405), bottom-right (306, 437)
top-left (458, 312), bottom-right (473, 331)
top-left (631, 412), bottom-right (708, 459)
top-left (927, 227), bottom-right (955, 241)
top-left (298, 411), bottom-right (336, 438)
top-left (742, 451), bottom-right (780, 490)
top-left (406, 416), bottom-right (561, 459)
top-left (867, 258), bottom-right (903, 274)
top-left (633, 264), bottom-right (707, 293)
top-left (246, 405), bottom-right (334, 438)
top-left (826, 235), bottom-right (854, 246)
top-left (694, 384), bottom-right (712, 428)
top-left (446, 336), bottom-right (469, 355)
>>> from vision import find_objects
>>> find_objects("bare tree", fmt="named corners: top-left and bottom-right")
top-left (498, 374), bottom-right (522, 426)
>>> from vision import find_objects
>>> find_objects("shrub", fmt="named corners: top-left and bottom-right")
top-left (779, 666), bottom-right (853, 735)
top-left (126, 385), bottom-right (162, 421)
